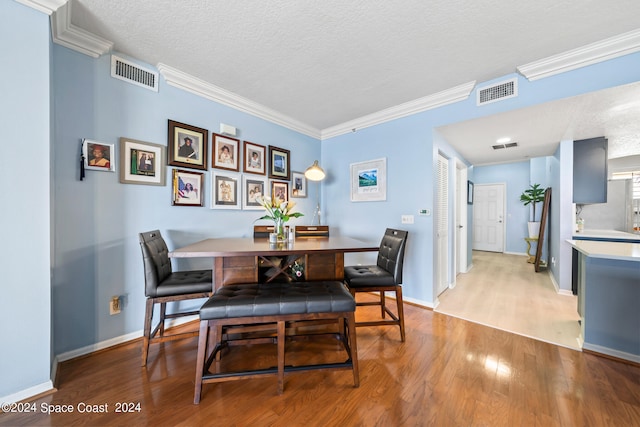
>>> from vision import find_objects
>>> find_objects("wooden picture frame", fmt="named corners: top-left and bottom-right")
top-left (168, 120), bottom-right (208, 170)
top-left (350, 158), bottom-right (387, 202)
top-left (212, 133), bottom-right (240, 172)
top-left (242, 175), bottom-right (267, 210)
top-left (83, 139), bottom-right (115, 172)
top-left (172, 169), bottom-right (204, 206)
top-left (268, 146), bottom-right (290, 180)
top-left (211, 172), bottom-right (241, 209)
top-left (271, 180), bottom-right (289, 205)
top-left (119, 137), bottom-right (166, 186)
top-left (243, 141), bottom-right (266, 175)
top-left (291, 171), bottom-right (307, 198)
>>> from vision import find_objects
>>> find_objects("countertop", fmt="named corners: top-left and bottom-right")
top-left (567, 239), bottom-right (640, 262)
top-left (573, 229), bottom-right (640, 242)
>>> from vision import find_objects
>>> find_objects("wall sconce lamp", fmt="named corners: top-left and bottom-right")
top-left (304, 160), bottom-right (326, 225)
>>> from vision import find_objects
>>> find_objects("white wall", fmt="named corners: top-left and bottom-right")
top-left (0, 1), bottom-right (52, 400)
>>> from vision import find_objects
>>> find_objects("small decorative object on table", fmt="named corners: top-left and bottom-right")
top-left (256, 195), bottom-right (304, 242)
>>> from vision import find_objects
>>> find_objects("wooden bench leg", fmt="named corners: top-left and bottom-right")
top-left (194, 320), bottom-right (210, 404)
top-left (277, 320), bottom-right (285, 395)
top-left (346, 312), bottom-right (359, 387)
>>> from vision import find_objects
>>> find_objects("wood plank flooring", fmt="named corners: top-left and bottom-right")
top-left (2, 293), bottom-right (639, 426)
top-left (435, 251), bottom-right (582, 350)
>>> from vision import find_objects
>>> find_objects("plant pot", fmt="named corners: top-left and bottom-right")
top-left (528, 221), bottom-right (540, 238)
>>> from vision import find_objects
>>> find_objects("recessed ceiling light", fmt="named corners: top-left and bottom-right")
top-left (496, 137), bottom-right (511, 144)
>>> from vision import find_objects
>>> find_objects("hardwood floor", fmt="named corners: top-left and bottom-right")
top-left (435, 251), bottom-right (582, 350)
top-left (2, 293), bottom-right (639, 426)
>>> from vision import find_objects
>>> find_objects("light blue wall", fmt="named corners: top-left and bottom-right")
top-left (0, 1), bottom-right (52, 398)
top-left (51, 47), bottom-right (321, 355)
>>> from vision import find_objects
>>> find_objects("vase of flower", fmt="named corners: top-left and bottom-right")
top-left (256, 195), bottom-right (304, 242)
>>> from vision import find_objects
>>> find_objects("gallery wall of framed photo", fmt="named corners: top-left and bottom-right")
top-left (87, 118), bottom-right (305, 210)
top-left (156, 119), bottom-right (304, 209)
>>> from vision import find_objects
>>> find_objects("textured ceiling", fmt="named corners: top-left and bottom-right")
top-left (67, 0), bottom-right (640, 164)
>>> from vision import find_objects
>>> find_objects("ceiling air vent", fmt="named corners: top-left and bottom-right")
top-left (492, 142), bottom-right (518, 150)
top-left (477, 78), bottom-right (517, 106)
top-left (111, 55), bottom-right (158, 92)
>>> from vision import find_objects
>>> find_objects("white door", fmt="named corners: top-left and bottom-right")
top-left (472, 183), bottom-right (505, 252)
top-left (436, 154), bottom-right (449, 295)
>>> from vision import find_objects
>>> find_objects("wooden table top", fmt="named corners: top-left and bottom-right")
top-left (169, 236), bottom-right (379, 258)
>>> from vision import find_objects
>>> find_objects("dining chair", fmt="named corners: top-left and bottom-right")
top-left (139, 230), bottom-right (213, 366)
top-left (343, 228), bottom-right (408, 341)
top-left (294, 225), bottom-right (330, 238)
top-left (253, 225), bottom-right (275, 238)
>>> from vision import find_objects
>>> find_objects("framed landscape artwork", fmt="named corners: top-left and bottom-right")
top-left (350, 158), bottom-right (387, 202)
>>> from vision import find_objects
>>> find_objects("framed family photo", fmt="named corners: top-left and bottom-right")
top-left (291, 171), bottom-right (307, 198)
top-left (271, 180), bottom-right (289, 205)
top-left (212, 133), bottom-right (240, 172)
top-left (268, 146), bottom-right (290, 180)
top-left (211, 172), bottom-right (241, 209)
top-left (83, 139), bottom-right (115, 172)
top-left (168, 120), bottom-right (208, 170)
top-left (350, 158), bottom-right (387, 202)
top-left (172, 169), bottom-right (204, 206)
top-left (242, 175), bottom-right (267, 210)
top-left (119, 137), bottom-right (166, 185)
top-left (243, 141), bottom-right (266, 175)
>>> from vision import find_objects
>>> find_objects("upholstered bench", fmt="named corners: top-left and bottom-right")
top-left (193, 281), bottom-right (359, 404)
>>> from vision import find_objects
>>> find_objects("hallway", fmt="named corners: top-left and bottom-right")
top-left (435, 251), bottom-right (581, 350)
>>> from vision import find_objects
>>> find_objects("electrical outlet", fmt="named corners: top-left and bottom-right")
top-left (110, 296), bottom-right (121, 315)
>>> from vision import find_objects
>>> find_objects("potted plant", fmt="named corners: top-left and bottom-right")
top-left (519, 183), bottom-right (545, 238)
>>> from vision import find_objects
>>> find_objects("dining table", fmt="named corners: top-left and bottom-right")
top-left (169, 235), bottom-right (379, 290)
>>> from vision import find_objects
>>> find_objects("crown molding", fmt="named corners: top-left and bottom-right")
top-left (320, 81), bottom-right (476, 140)
top-left (15, 0), bottom-right (66, 15)
top-left (50, 2), bottom-right (113, 58)
top-left (518, 28), bottom-right (640, 81)
top-left (157, 63), bottom-right (321, 139)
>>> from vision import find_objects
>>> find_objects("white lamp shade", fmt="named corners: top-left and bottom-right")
top-left (304, 160), bottom-right (325, 181)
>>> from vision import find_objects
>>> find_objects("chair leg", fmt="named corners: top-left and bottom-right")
top-left (380, 291), bottom-right (386, 319)
top-left (158, 302), bottom-right (167, 337)
top-left (396, 286), bottom-right (405, 342)
top-left (194, 320), bottom-right (210, 404)
top-left (346, 312), bottom-right (359, 387)
top-left (141, 298), bottom-right (154, 367)
top-left (277, 320), bottom-right (286, 395)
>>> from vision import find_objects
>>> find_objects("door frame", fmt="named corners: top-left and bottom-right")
top-left (455, 159), bottom-right (468, 279)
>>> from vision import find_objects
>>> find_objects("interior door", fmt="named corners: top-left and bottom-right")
top-left (472, 183), bottom-right (505, 252)
top-left (436, 153), bottom-right (449, 295)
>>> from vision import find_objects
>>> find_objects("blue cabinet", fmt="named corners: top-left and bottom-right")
top-left (573, 137), bottom-right (608, 204)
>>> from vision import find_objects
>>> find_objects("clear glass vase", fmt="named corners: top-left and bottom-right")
top-left (274, 219), bottom-right (286, 242)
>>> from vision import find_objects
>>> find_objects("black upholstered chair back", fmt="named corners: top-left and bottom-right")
top-left (376, 228), bottom-right (408, 284)
top-left (139, 230), bottom-right (173, 298)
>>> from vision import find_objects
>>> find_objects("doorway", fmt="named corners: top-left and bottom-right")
top-left (472, 183), bottom-right (505, 253)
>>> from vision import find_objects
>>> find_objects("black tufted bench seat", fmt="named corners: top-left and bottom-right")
top-left (193, 281), bottom-right (359, 404)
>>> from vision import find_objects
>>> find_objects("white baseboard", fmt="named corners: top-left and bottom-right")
top-left (0, 380), bottom-right (54, 404)
top-left (582, 342), bottom-right (640, 364)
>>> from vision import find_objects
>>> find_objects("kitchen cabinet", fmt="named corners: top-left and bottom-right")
top-left (573, 137), bottom-right (608, 204)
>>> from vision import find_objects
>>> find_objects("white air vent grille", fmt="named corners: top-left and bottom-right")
top-left (477, 78), bottom-right (517, 105)
top-left (492, 142), bottom-right (518, 150)
top-left (111, 55), bottom-right (158, 92)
